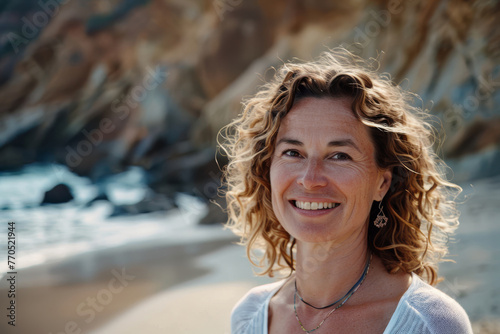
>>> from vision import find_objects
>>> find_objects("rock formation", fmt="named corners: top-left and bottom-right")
top-left (41, 183), bottom-right (74, 204)
top-left (0, 0), bottom-right (499, 221)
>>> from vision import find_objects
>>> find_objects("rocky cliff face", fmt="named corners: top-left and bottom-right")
top-left (0, 0), bottom-right (499, 202)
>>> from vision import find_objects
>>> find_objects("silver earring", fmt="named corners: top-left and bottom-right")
top-left (374, 201), bottom-right (388, 228)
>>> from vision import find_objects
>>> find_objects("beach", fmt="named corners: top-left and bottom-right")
top-left (1, 176), bottom-right (499, 334)
top-left (0, 231), bottom-right (250, 334)
top-left (0, 0), bottom-right (498, 332)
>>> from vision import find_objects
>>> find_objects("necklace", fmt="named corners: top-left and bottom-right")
top-left (295, 253), bottom-right (372, 310)
top-left (293, 253), bottom-right (372, 333)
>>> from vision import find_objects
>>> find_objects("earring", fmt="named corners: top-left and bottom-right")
top-left (374, 201), bottom-right (388, 228)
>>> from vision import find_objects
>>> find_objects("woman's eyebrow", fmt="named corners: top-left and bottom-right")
top-left (276, 138), bottom-right (303, 146)
top-left (327, 139), bottom-right (361, 153)
top-left (276, 137), bottom-right (361, 153)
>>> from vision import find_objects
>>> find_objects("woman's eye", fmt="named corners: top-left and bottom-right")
top-left (332, 152), bottom-right (351, 160)
top-left (283, 150), bottom-right (301, 157)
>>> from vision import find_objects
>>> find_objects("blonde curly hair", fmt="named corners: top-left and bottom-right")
top-left (219, 49), bottom-right (461, 285)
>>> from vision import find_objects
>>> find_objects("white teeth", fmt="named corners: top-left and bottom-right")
top-left (295, 201), bottom-right (339, 210)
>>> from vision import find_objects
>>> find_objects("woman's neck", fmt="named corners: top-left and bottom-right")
top-left (294, 233), bottom-right (370, 308)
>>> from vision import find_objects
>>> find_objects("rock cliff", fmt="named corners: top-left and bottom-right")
top-left (0, 0), bottom-right (499, 209)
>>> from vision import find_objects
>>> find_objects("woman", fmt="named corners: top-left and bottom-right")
top-left (220, 49), bottom-right (473, 333)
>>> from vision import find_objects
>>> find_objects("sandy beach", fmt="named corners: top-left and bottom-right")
top-left (0, 232), bottom-right (246, 334)
top-left (1, 176), bottom-right (499, 334)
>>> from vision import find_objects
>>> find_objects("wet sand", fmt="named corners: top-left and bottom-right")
top-left (0, 235), bottom-right (239, 334)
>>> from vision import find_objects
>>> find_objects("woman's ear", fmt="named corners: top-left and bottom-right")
top-left (376, 169), bottom-right (392, 201)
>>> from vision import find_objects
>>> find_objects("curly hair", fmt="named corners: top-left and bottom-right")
top-left (219, 49), bottom-right (461, 285)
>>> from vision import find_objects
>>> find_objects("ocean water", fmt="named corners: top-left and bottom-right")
top-left (0, 163), bottom-right (223, 276)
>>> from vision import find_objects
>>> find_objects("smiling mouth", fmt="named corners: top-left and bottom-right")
top-left (292, 200), bottom-right (340, 211)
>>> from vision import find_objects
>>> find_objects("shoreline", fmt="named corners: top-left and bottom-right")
top-left (0, 227), bottom-right (239, 334)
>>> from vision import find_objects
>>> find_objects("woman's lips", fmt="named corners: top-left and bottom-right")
top-left (291, 200), bottom-right (340, 211)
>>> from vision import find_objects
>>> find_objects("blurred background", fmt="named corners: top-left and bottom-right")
top-left (0, 0), bottom-right (499, 333)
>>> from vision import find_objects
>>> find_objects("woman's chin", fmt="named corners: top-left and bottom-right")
top-left (285, 221), bottom-right (342, 243)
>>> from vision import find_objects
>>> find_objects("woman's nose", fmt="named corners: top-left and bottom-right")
top-left (297, 159), bottom-right (328, 189)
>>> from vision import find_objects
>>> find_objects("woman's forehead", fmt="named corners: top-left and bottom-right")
top-left (274, 97), bottom-right (378, 156)
top-left (278, 97), bottom-right (364, 137)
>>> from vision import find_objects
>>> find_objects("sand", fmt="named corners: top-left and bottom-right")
top-left (437, 176), bottom-right (500, 333)
top-left (0, 234), bottom-right (244, 334)
top-left (1, 176), bottom-right (499, 334)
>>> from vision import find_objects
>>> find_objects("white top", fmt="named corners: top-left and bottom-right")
top-left (231, 273), bottom-right (473, 333)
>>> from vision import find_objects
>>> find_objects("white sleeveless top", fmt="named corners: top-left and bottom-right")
top-left (231, 273), bottom-right (473, 333)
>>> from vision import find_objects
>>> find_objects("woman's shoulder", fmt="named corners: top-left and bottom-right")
top-left (388, 274), bottom-right (473, 333)
top-left (231, 280), bottom-right (285, 334)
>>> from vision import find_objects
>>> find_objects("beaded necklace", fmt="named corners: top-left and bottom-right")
top-left (293, 253), bottom-right (372, 333)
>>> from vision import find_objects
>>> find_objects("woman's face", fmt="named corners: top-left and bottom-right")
top-left (270, 97), bottom-right (392, 244)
